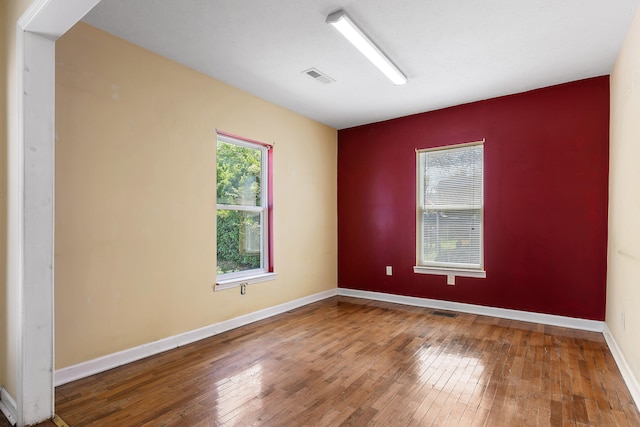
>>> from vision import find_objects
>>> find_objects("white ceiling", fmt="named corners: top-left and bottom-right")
top-left (82, 0), bottom-right (639, 130)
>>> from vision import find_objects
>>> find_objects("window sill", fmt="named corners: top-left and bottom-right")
top-left (413, 266), bottom-right (486, 279)
top-left (215, 272), bottom-right (278, 291)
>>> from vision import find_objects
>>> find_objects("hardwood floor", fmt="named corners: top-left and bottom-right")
top-left (48, 296), bottom-right (639, 426)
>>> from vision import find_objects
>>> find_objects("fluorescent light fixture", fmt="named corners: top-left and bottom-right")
top-left (326, 10), bottom-right (407, 85)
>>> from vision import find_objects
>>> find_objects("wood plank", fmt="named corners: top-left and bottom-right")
top-left (47, 296), bottom-right (640, 426)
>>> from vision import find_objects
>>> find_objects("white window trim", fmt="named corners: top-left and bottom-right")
top-left (414, 140), bottom-right (485, 279)
top-left (215, 272), bottom-right (278, 291)
top-left (216, 133), bottom-right (273, 286)
top-left (413, 266), bottom-right (486, 278)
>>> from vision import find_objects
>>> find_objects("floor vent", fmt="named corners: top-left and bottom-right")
top-left (302, 68), bottom-right (335, 84)
top-left (432, 311), bottom-right (457, 318)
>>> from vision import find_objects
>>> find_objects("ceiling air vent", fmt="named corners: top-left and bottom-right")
top-left (303, 68), bottom-right (335, 84)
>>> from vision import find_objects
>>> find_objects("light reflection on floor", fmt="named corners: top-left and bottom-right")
top-left (215, 363), bottom-right (263, 421)
top-left (414, 343), bottom-right (485, 395)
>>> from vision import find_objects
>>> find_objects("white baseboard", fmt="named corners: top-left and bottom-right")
top-left (337, 288), bottom-right (605, 332)
top-left (0, 386), bottom-right (17, 426)
top-left (603, 324), bottom-right (640, 410)
top-left (55, 289), bottom-right (337, 386)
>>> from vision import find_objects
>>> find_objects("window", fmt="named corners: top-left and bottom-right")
top-left (216, 133), bottom-right (275, 290)
top-left (414, 141), bottom-right (485, 278)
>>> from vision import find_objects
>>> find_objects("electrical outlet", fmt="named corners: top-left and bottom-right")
top-left (385, 266), bottom-right (392, 276)
top-left (241, 283), bottom-right (247, 295)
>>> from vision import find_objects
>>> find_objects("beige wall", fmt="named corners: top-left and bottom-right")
top-left (1, 0), bottom-right (35, 399)
top-left (608, 6), bottom-right (640, 386)
top-left (55, 22), bottom-right (337, 369)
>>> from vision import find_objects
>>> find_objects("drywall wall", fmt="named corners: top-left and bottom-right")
top-left (338, 77), bottom-right (610, 320)
top-left (608, 5), bottom-right (640, 388)
top-left (55, 22), bottom-right (337, 369)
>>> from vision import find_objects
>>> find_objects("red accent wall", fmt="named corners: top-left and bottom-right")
top-left (338, 76), bottom-right (610, 320)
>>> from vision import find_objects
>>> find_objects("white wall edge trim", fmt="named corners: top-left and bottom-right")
top-left (0, 386), bottom-right (18, 426)
top-left (18, 0), bottom-right (101, 39)
top-left (337, 288), bottom-right (605, 332)
top-left (55, 289), bottom-right (337, 386)
top-left (15, 1), bottom-right (101, 425)
top-left (603, 324), bottom-right (640, 410)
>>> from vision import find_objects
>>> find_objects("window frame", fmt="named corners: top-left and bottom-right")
top-left (414, 140), bottom-right (486, 280)
top-left (215, 132), bottom-right (276, 290)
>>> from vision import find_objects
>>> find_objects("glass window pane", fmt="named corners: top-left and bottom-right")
top-left (418, 143), bottom-right (483, 270)
top-left (422, 145), bottom-right (483, 208)
top-left (216, 140), bottom-right (262, 206)
top-left (422, 209), bottom-right (481, 266)
top-left (217, 209), bottom-right (262, 274)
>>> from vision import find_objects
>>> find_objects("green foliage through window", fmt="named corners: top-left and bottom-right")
top-left (216, 141), bottom-right (262, 206)
top-left (216, 138), bottom-right (266, 275)
top-left (217, 210), bottom-right (261, 274)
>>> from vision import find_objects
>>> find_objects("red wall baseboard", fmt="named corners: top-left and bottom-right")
top-left (337, 76), bottom-right (610, 321)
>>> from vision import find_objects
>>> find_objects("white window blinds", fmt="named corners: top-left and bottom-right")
top-left (417, 142), bottom-right (484, 270)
